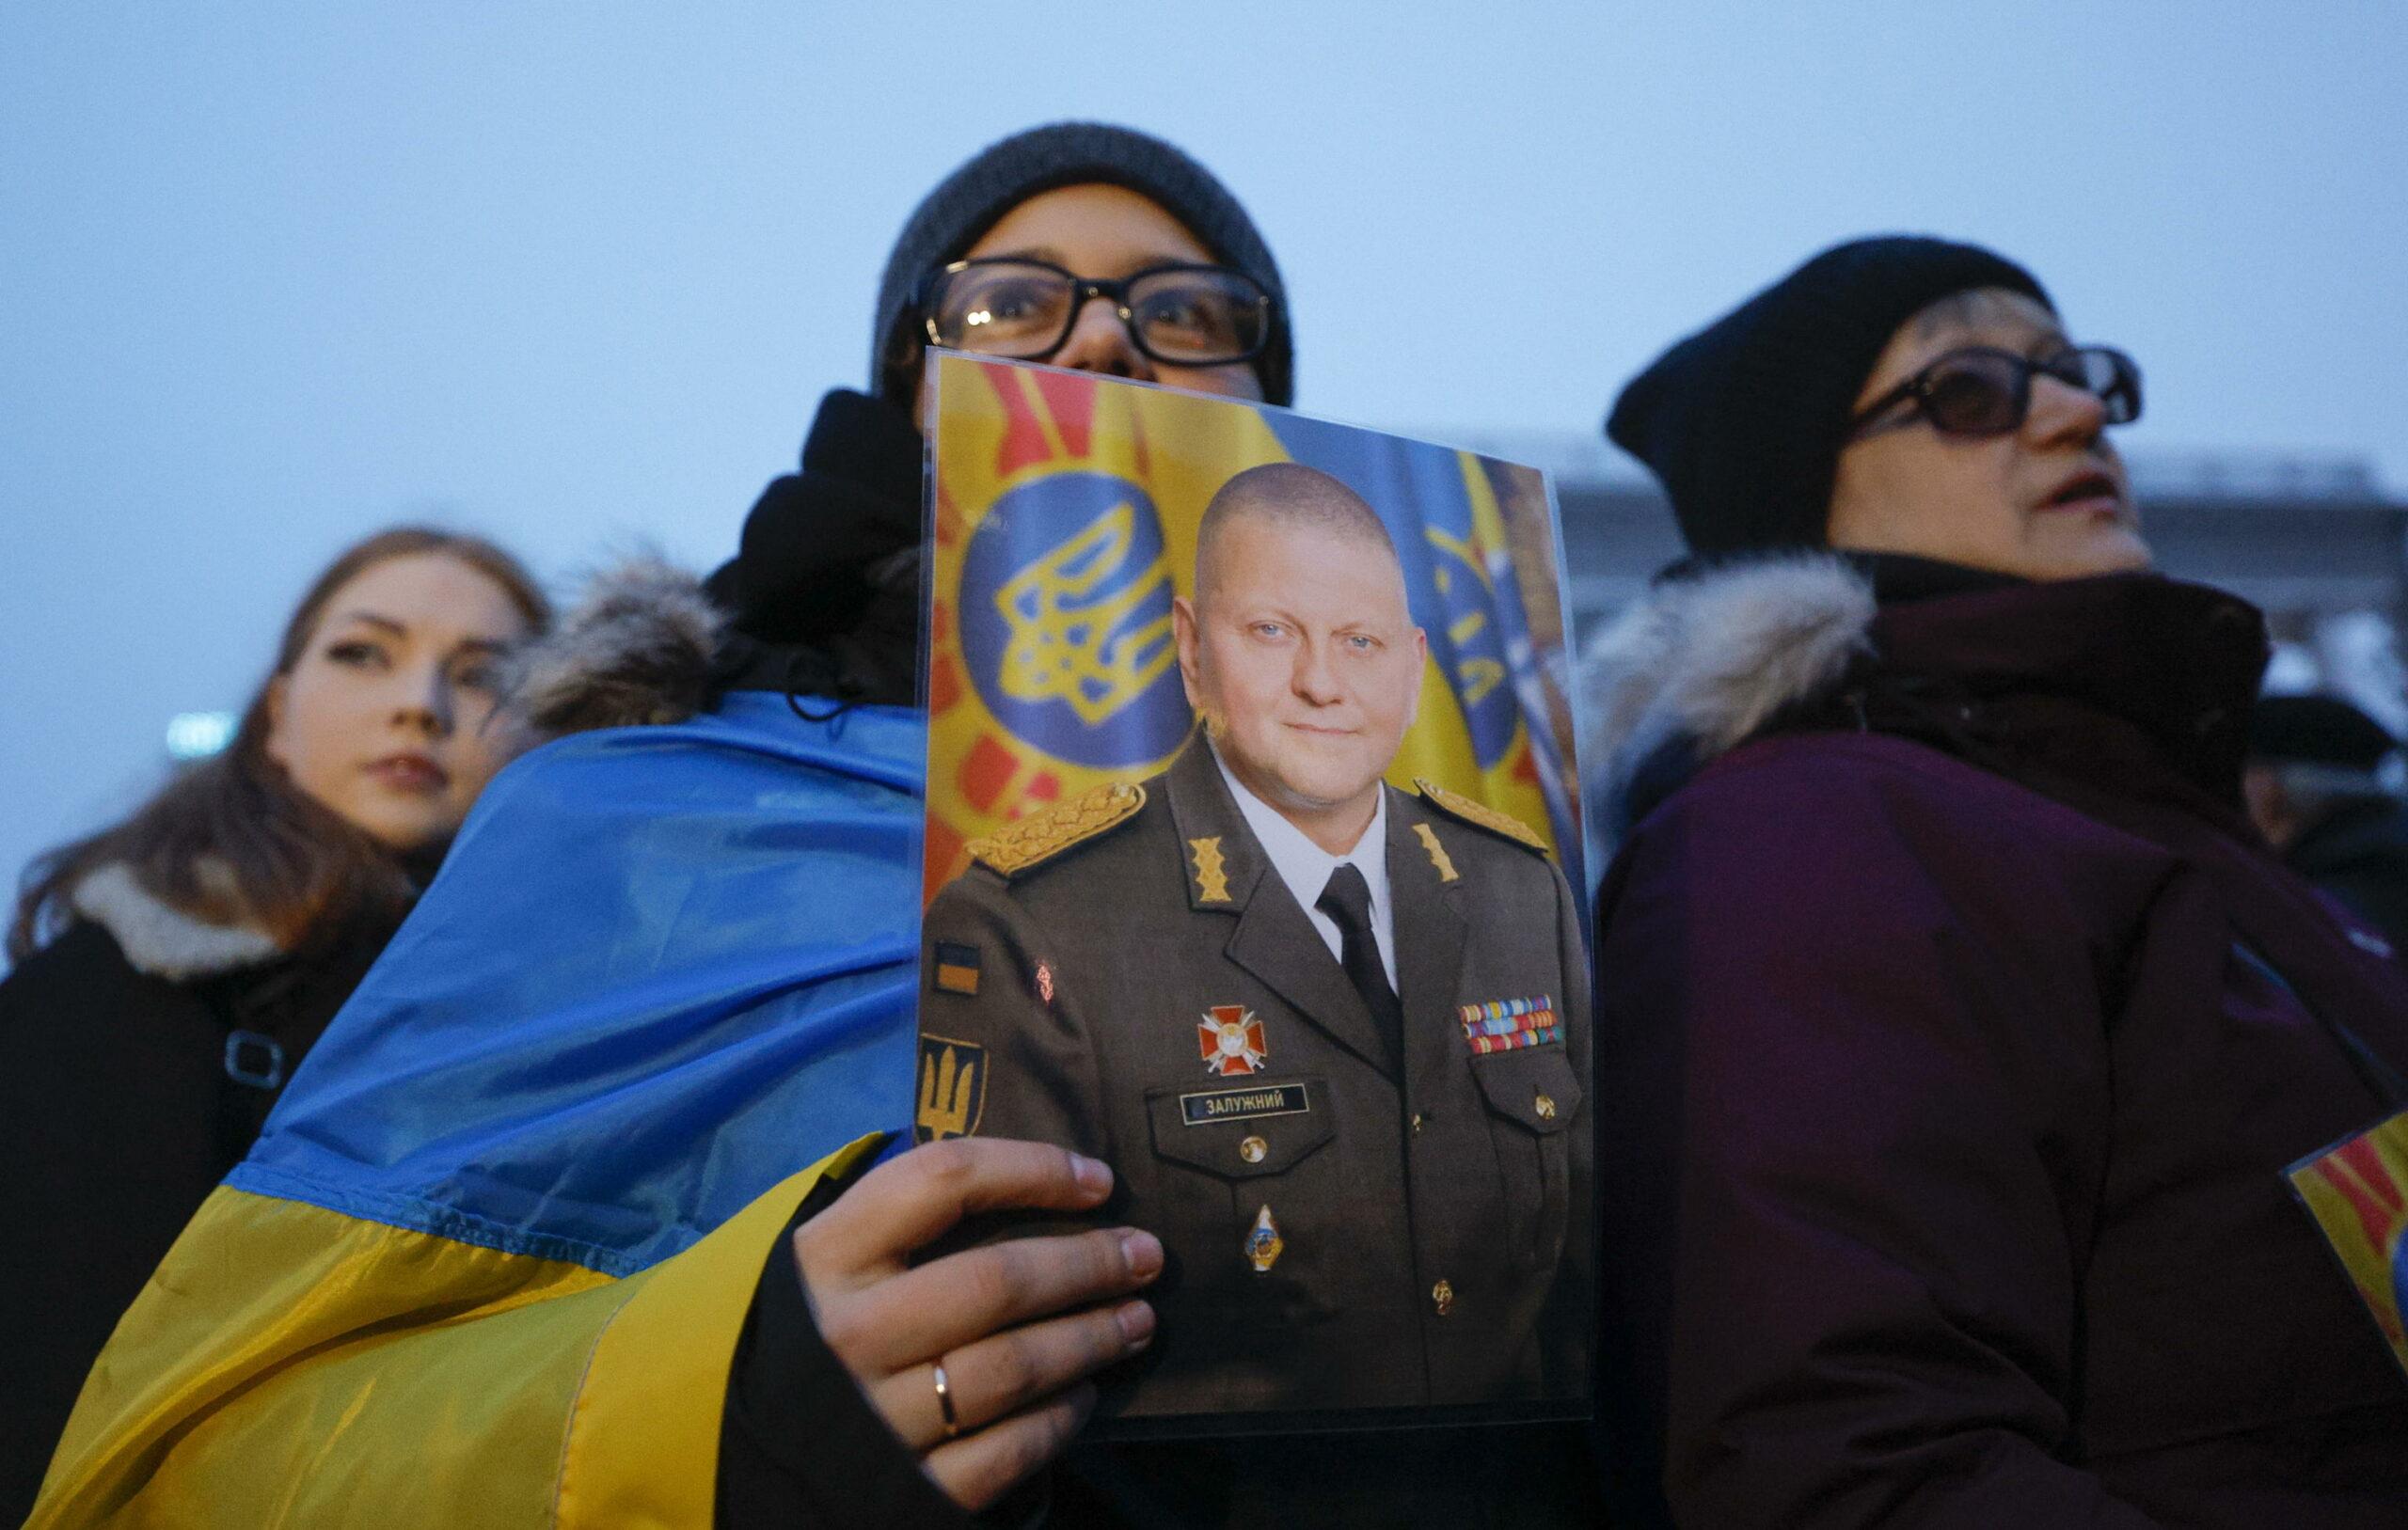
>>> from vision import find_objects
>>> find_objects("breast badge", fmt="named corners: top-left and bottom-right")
top-left (1198, 1004), bottom-right (1268, 1075)
top-left (1459, 996), bottom-right (1560, 1053)
top-left (1246, 1204), bottom-right (1285, 1273)
top-left (916, 1035), bottom-right (987, 1143)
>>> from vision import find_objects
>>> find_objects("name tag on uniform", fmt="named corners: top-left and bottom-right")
top-left (1180, 1082), bottom-right (1310, 1127)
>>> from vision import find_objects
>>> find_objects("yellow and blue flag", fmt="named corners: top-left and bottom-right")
top-left (924, 354), bottom-right (1581, 898)
top-left (34, 693), bottom-right (919, 1526)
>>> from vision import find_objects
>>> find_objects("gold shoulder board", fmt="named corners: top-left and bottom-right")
top-left (1413, 779), bottom-right (1550, 857)
top-left (968, 781), bottom-right (1147, 878)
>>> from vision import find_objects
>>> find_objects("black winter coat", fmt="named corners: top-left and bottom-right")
top-left (0, 892), bottom-right (386, 1521)
top-left (1585, 556), bottom-right (2408, 1527)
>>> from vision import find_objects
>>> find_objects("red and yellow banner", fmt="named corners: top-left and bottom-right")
top-left (924, 354), bottom-right (1572, 900)
top-left (2289, 1110), bottom-right (2408, 1375)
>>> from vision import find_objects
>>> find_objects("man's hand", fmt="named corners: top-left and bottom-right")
top-left (790, 1138), bottom-right (1162, 1510)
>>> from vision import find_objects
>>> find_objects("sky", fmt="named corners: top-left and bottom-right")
top-left (4, 2), bottom-right (2405, 913)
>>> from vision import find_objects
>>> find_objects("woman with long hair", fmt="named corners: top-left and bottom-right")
top-left (2, 525), bottom-right (548, 1517)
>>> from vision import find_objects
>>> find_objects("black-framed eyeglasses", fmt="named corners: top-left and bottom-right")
top-left (919, 258), bottom-right (1275, 368)
top-left (1848, 344), bottom-right (2144, 439)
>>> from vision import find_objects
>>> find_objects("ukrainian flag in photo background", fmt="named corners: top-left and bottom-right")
top-left (924, 353), bottom-right (1583, 899)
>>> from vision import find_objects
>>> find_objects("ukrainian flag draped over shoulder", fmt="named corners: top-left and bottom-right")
top-left (35, 693), bottom-right (923, 1527)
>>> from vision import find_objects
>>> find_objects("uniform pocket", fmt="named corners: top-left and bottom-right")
top-left (1468, 1048), bottom-right (1580, 1269)
top-left (1145, 1078), bottom-right (1336, 1177)
top-left (1142, 1078), bottom-right (1348, 1330)
top-left (1468, 1045), bottom-right (1582, 1133)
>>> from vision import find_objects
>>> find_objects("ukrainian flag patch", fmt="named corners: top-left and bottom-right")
top-left (933, 941), bottom-right (982, 996)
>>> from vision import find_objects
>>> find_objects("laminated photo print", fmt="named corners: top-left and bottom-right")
top-left (913, 352), bottom-right (1592, 1436)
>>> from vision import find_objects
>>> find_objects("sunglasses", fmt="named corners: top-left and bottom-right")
top-left (1848, 344), bottom-right (2144, 439)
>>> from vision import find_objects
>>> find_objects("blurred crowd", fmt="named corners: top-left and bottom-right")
top-left (9, 122), bottom-right (2408, 1529)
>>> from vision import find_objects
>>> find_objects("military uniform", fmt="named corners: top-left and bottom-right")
top-left (918, 739), bottom-right (1592, 1419)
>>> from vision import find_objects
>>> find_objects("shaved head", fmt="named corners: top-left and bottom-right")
top-left (1195, 464), bottom-right (1402, 611)
top-left (1174, 461), bottom-right (1425, 853)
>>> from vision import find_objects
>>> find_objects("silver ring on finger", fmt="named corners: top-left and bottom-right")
top-left (931, 1359), bottom-right (961, 1440)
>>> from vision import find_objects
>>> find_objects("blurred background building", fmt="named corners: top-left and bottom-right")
top-left (1447, 434), bottom-right (2408, 736)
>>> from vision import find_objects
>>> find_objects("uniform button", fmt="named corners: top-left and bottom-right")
top-left (1239, 1134), bottom-right (1268, 1164)
top-left (1410, 1112), bottom-right (1424, 1135)
top-left (1432, 1279), bottom-right (1454, 1317)
top-left (1533, 1093), bottom-right (1556, 1120)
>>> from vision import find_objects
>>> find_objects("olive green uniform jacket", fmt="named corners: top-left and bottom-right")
top-left (918, 740), bottom-right (1593, 1421)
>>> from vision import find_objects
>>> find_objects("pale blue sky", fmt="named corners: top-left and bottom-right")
top-left (5, 2), bottom-right (2404, 907)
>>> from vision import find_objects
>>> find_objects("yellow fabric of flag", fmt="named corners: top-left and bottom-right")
top-left (33, 1137), bottom-right (881, 1528)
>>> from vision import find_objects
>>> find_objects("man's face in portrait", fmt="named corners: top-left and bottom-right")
top-left (1176, 503), bottom-right (1427, 845)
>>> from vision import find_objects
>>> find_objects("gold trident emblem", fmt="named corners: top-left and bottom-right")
top-left (994, 502), bottom-right (1176, 725)
top-left (917, 1041), bottom-right (981, 1141)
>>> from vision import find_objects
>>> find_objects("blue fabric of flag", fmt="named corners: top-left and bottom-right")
top-left (228, 692), bottom-right (924, 1278)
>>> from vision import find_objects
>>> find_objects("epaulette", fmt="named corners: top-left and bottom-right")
top-left (968, 781), bottom-right (1147, 878)
top-left (1413, 779), bottom-right (1551, 857)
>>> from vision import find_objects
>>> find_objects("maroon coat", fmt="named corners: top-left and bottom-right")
top-left (1584, 557), bottom-right (2408, 1527)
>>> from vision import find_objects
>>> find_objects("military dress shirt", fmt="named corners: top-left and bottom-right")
top-left (1212, 745), bottom-right (1399, 988)
top-left (917, 739), bottom-right (1594, 1421)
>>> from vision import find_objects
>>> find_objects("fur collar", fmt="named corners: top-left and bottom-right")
top-left (504, 558), bottom-right (726, 735)
top-left (71, 862), bottom-right (282, 980)
top-left (1576, 554), bottom-right (1876, 851)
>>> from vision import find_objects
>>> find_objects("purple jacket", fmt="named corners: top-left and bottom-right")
top-left (1583, 556), bottom-right (2408, 1528)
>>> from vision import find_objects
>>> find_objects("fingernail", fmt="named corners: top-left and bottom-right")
top-left (1119, 1229), bottom-right (1164, 1279)
top-left (1071, 1153), bottom-right (1112, 1195)
top-left (1117, 1300), bottom-right (1156, 1348)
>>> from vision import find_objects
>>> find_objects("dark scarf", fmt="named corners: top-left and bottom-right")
top-left (703, 389), bottom-right (926, 710)
top-left (1796, 561), bottom-right (2272, 824)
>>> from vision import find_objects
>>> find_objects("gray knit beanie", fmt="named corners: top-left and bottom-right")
top-left (1608, 235), bottom-right (2050, 557)
top-left (869, 122), bottom-right (1292, 407)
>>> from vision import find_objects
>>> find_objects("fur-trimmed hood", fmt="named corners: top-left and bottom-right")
top-left (70, 862), bottom-right (283, 980)
top-left (1576, 554), bottom-right (1877, 853)
top-left (502, 558), bottom-right (727, 735)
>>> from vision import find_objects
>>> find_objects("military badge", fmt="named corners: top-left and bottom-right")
top-left (1246, 1204), bottom-right (1284, 1273)
top-left (1459, 996), bottom-right (1560, 1053)
top-left (1198, 1004), bottom-right (1268, 1075)
top-left (1189, 835), bottom-right (1231, 904)
top-left (916, 1034), bottom-right (987, 1143)
top-left (1412, 822), bottom-right (1460, 883)
top-left (932, 941), bottom-right (982, 996)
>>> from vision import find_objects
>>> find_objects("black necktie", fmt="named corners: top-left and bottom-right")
top-left (1317, 863), bottom-right (1402, 1077)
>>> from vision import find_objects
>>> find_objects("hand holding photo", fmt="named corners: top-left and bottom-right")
top-left (914, 354), bottom-right (1591, 1430)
